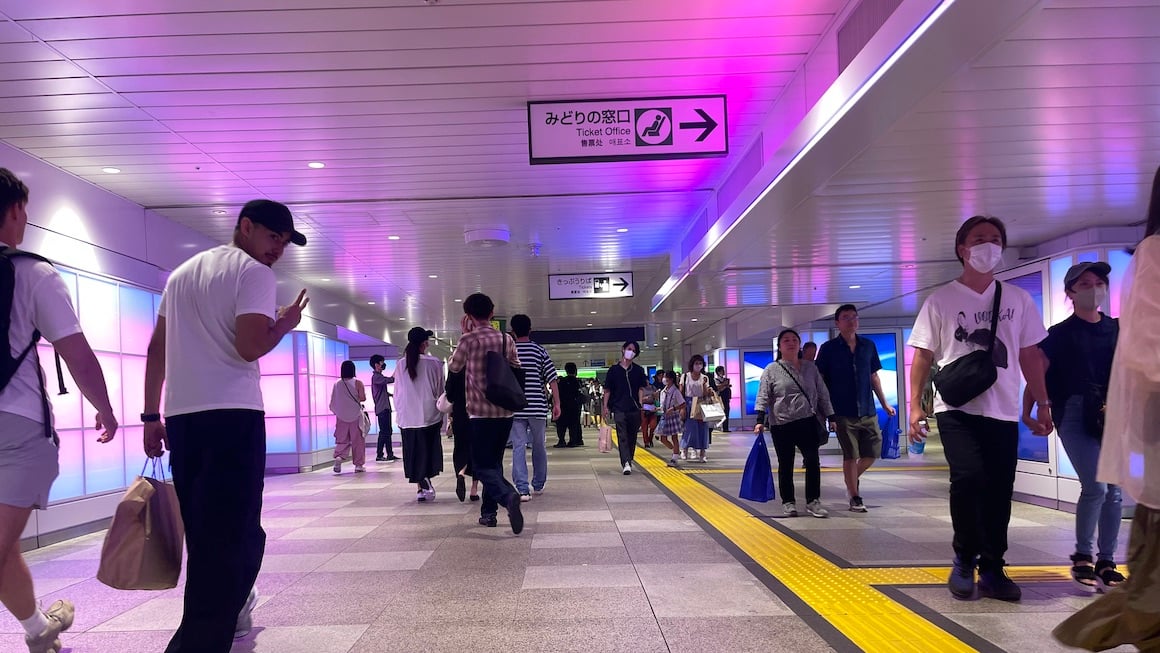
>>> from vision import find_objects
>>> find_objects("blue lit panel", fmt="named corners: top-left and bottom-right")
top-left (1007, 270), bottom-right (1049, 464)
top-left (262, 335), bottom-right (295, 375)
top-left (119, 286), bottom-right (155, 356)
top-left (862, 332), bottom-right (899, 421)
top-left (121, 356), bottom-right (147, 425)
top-left (49, 430), bottom-right (85, 502)
top-left (265, 417), bottom-right (297, 453)
top-left (743, 351), bottom-right (774, 415)
top-left (83, 428), bottom-right (126, 494)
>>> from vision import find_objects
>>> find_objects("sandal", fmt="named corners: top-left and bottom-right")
top-left (1094, 560), bottom-right (1125, 592)
top-left (1069, 553), bottom-right (1098, 592)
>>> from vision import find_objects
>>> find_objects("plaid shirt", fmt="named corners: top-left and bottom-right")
top-left (448, 326), bottom-right (521, 418)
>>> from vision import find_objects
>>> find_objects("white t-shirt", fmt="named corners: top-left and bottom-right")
top-left (159, 245), bottom-right (277, 417)
top-left (329, 378), bottom-right (364, 423)
top-left (0, 250), bottom-right (82, 426)
top-left (907, 279), bottom-right (1047, 422)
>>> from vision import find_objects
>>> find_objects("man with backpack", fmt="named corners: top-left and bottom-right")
top-left (0, 168), bottom-right (119, 653)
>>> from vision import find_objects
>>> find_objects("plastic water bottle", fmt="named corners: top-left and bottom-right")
top-left (909, 419), bottom-right (928, 455)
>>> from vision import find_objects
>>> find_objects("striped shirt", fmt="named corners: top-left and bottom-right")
top-left (447, 326), bottom-right (521, 419)
top-left (513, 340), bottom-right (558, 419)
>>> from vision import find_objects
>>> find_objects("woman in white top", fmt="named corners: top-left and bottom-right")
top-left (1053, 166), bottom-right (1160, 651)
top-left (330, 360), bottom-right (367, 474)
top-left (680, 354), bottom-right (714, 462)
top-left (394, 327), bottom-right (446, 502)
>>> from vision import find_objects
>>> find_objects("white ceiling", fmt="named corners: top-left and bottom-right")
top-left (0, 0), bottom-right (1157, 352)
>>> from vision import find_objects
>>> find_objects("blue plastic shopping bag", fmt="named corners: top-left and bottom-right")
top-left (880, 413), bottom-right (901, 459)
top-left (739, 434), bottom-right (775, 502)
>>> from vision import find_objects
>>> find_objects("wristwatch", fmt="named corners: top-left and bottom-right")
top-left (140, 413), bottom-right (162, 423)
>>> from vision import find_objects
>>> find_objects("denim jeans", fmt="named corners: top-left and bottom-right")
top-left (1058, 395), bottom-right (1122, 560)
top-left (510, 417), bottom-right (548, 494)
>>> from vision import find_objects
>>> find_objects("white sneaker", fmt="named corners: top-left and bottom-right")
top-left (623, 463), bottom-right (632, 475)
top-left (354, 465), bottom-right (366, 473)
top-left (519, 493), bottom-right (531, 502)
top-left (783, 502), bottom-right (798, 517)
top-left (424, 487), bottom-right (436, 502)
top-left (234, 586), bottom-right (259, 639)
top-left (807, 500), bottom-right (829, 518)
top-left (24, 600), bottom-right (74, 653)
top-left (667, 456), bottom-right (679, 467)
top-left (333, 458), bottom-right (342, 474)
top-left (532, 487), bottom-right (545, 496)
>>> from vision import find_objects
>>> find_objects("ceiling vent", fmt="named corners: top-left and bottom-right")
top-left (464, 226), bottom-right (510, 248)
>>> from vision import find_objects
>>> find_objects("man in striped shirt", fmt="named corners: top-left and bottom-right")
top-left (509, 314), bottom-right (561, 501)
top-left (447, 293), bottom-right (525, 534)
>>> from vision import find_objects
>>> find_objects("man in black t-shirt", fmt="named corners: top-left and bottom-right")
top-left (602, 341), bottom-right (649, 475)
top-left (554, 362), bottom-right (585, 448)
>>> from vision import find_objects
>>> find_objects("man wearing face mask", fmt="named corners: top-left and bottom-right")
top-left (907, 215), bottom-right (1051, 603)
top-left (1023, 262), bottom-right (1125, 593)
top-left (602, 341), bottom-right (649, 474)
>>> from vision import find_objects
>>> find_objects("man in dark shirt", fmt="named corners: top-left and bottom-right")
top-left (602, 341), bottom-right (649, 475)
top-left (370, 354), bottom-right (398, 462)
top-left (555, 362), bottom-right (585, 448)
top-left (816, 304), bottom-right (896, 513)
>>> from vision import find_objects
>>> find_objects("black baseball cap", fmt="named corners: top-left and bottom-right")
top-left (238, 199), bottom-right (306, 246)
top-left (408, 327), bottom-right (434, 344)
top-left (1064, 261), bottom-right (1111, 290)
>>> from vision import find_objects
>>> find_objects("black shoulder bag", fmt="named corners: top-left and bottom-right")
top-left (932, 281), bottom-right (1002, 407)
top-left (485, 333), bottom-right (527, 412)
top-left (777, 362), bottom-right (830, 447)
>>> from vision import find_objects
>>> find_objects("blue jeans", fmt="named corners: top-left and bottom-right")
top-left (1058, 395), bottom-right (1122, 560)
top-left (510, 417), bottom-right (548, 494)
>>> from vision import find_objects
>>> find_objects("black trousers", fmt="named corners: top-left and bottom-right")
top-left (375, 409), bottom-right (395, 458)
top-left (770, 417), bottom-right (822, 505)
top-left (613, 410), bottom-right (641, 466)
top-left (936, 410), bottom-right (1019, 569)
top-left (720, 396), bottom-right (732, 431)
top-left (556, 410), bottom-right (582, 445)
top-left (471, 417), bottom-right (517, 519)
top-left (401, 422), bottom-right (443, 484)
top-left (451, 412), bottom-right (473, 477)
top-left (165, 409), bottom-right (266, 653)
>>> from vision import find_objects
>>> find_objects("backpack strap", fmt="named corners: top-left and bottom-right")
top-left (1, 248), bottom-right (59, 438)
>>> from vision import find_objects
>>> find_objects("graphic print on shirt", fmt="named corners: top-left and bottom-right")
top-left (953, 307), bottom-right (1011, 369)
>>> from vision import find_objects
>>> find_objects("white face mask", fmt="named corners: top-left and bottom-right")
top-left (966, 242), bottom-right (1004, 274)
top-left (623, 349), bottom-right (635, 361)
top-left (1073, 286), bottom-right (1108, 311)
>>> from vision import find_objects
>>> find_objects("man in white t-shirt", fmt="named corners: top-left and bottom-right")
top-left (907, 215), bottom-right (1052, 603)
top-left (142, 199), bottom-right (308, 653)
top-left (0, 168), bottom-right (119, 653)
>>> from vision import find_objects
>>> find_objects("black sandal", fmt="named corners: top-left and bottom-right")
top-left (1094, 560), bottom-right (1125, 592)
top-left (1069, 553), bottom-right (1098, 592)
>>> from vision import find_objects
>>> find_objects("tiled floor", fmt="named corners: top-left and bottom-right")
top-left (1, 429), bottom-right (1139, 652)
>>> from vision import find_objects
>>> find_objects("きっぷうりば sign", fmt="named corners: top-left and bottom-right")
top-left (549, 273), bottom-right (634, 300)
top-left (527, 95), bottom-right (727, 164)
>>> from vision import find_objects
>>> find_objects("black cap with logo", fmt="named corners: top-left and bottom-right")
top-left (237, 199), bottom-right (306, 246)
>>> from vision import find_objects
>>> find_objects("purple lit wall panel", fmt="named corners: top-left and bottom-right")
top-left (77, 275), bottom-right (120, 353)
top-left (119, 286), bottom-right (155, 356)
top-left (265, 417), bottom-right (297, 454)
top-left (83, 429), bottom-right (126, 494)
top-left (95, 352), bottom-right (122, 429)
top-left (121, 356), bottom-right (147, 425)
top-left (263, 335), bottom-right (295, 374)
top-left (260, 375), bottom-right (295, 418)
top-left (1108, 248), bottom-right (1132, 317)
top-left (50, 430), bottom-right (84, 502)
top-left (40, 344), bottom-right (83, 430)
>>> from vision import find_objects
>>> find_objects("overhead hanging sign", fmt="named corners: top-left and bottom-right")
top-left (527, 95), bottom-right (727, 164)
top-left (549, 272), bottom-right (634, 300)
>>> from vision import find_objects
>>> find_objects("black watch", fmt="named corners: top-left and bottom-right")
top-left (141, 413), bottom-right (162, 423)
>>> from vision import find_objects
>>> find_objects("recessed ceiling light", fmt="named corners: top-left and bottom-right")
top-left (428, 274), bottom-right (438, 279)
top-left (367, 301), bottom-right (375, 305)
top-left (101, 167), bottom-right (121, 174)
top-left (590, 311), bottom-right (597, 314)
top-left (454, 298), bottom-right (462, 302)
top-left (849, 285), bottom-right (862, 289)
top-left (663, 337), bottom-right (668, 340)
top-left (586, 323), bottom-right (593, 327)
top-left (616, 228), bottom-right (628, 233)
top-left (307, 161), bottom-right (325, 169)
top-left (387, 235), bottom-right (401, 241)
top-left (604, 269), bottom-right (613, 273)
top-left (676, 328), bottom-right (682, 332)
top-left (321, 278), bottom-right (330, 282)
top-left (399, 317), bottom-right (405, 321)
top-left (212, 209), bottom-right (227, 215)
top-left (691, 318), bottom-right (698, 322)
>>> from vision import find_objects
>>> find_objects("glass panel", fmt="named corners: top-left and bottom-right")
top-left (83, 429), bottom-right (125, 494)
top-left (260, 375), bottom-right (296, 418)
top-left (119, 286), bottom-right (155, 356)
top-left (265, 417), bottom-right (297, 453)
top-left (77, 276), bottom-right (120, 353)
top-left (50, 430), bottom-right (85, 502)
top-left (261, 334), bottom-right (295, 375)
top-left (1006, 270), bottom-right (1049, 463)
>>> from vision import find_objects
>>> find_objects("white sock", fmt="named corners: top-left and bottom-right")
top-left (20, 609), bottom-right (49, 638)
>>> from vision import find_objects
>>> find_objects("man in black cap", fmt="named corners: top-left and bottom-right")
top-left (142, 199), bottom-right (309, 652)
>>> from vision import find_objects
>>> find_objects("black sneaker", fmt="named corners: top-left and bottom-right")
top-left (947, 557), bottom-right (976, 599)
top-left (849, 496), bottom-right (867, 513)
top-left (978, 566), bottom-right (1021, 602)
top-left (553, 442), bottom-right (567, 448)
top-left (507, 495), bottom-right (525, 535)
top-left (385, 455), bottom-right (399, 462)
top-left (1094, 560), bottom-right (1125, 592)
top-left (375, 456), bottom-right (387, 462)
top-left (478, 515), bottom-right (497, 528)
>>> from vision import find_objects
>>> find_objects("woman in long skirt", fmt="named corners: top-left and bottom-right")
top-left (393, 327), bottom-right (445, 501)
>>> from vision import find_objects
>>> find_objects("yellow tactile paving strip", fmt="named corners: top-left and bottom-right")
top-left (625, 442), bottom-right (1070, 652)
top-left (679, 465), bottom-right (951, 474)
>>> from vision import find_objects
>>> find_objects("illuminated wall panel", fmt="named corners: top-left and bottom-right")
top-left (119, 286), bottom-right (155, 356)
top-left (82, 429), bottom-right (126, 494)
top-left (265, 417), bottom-right (298, 454)
top-left (49, 430), bottom-right (84, 502)
top-left (1107, 248), bottom-right (1132, 317)
top-left (263, 336), bottom-right (295, 375)
top-left (260, 375), bottom-right (296, 418)
top-left (77, 276), bottom-right (120, 353)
